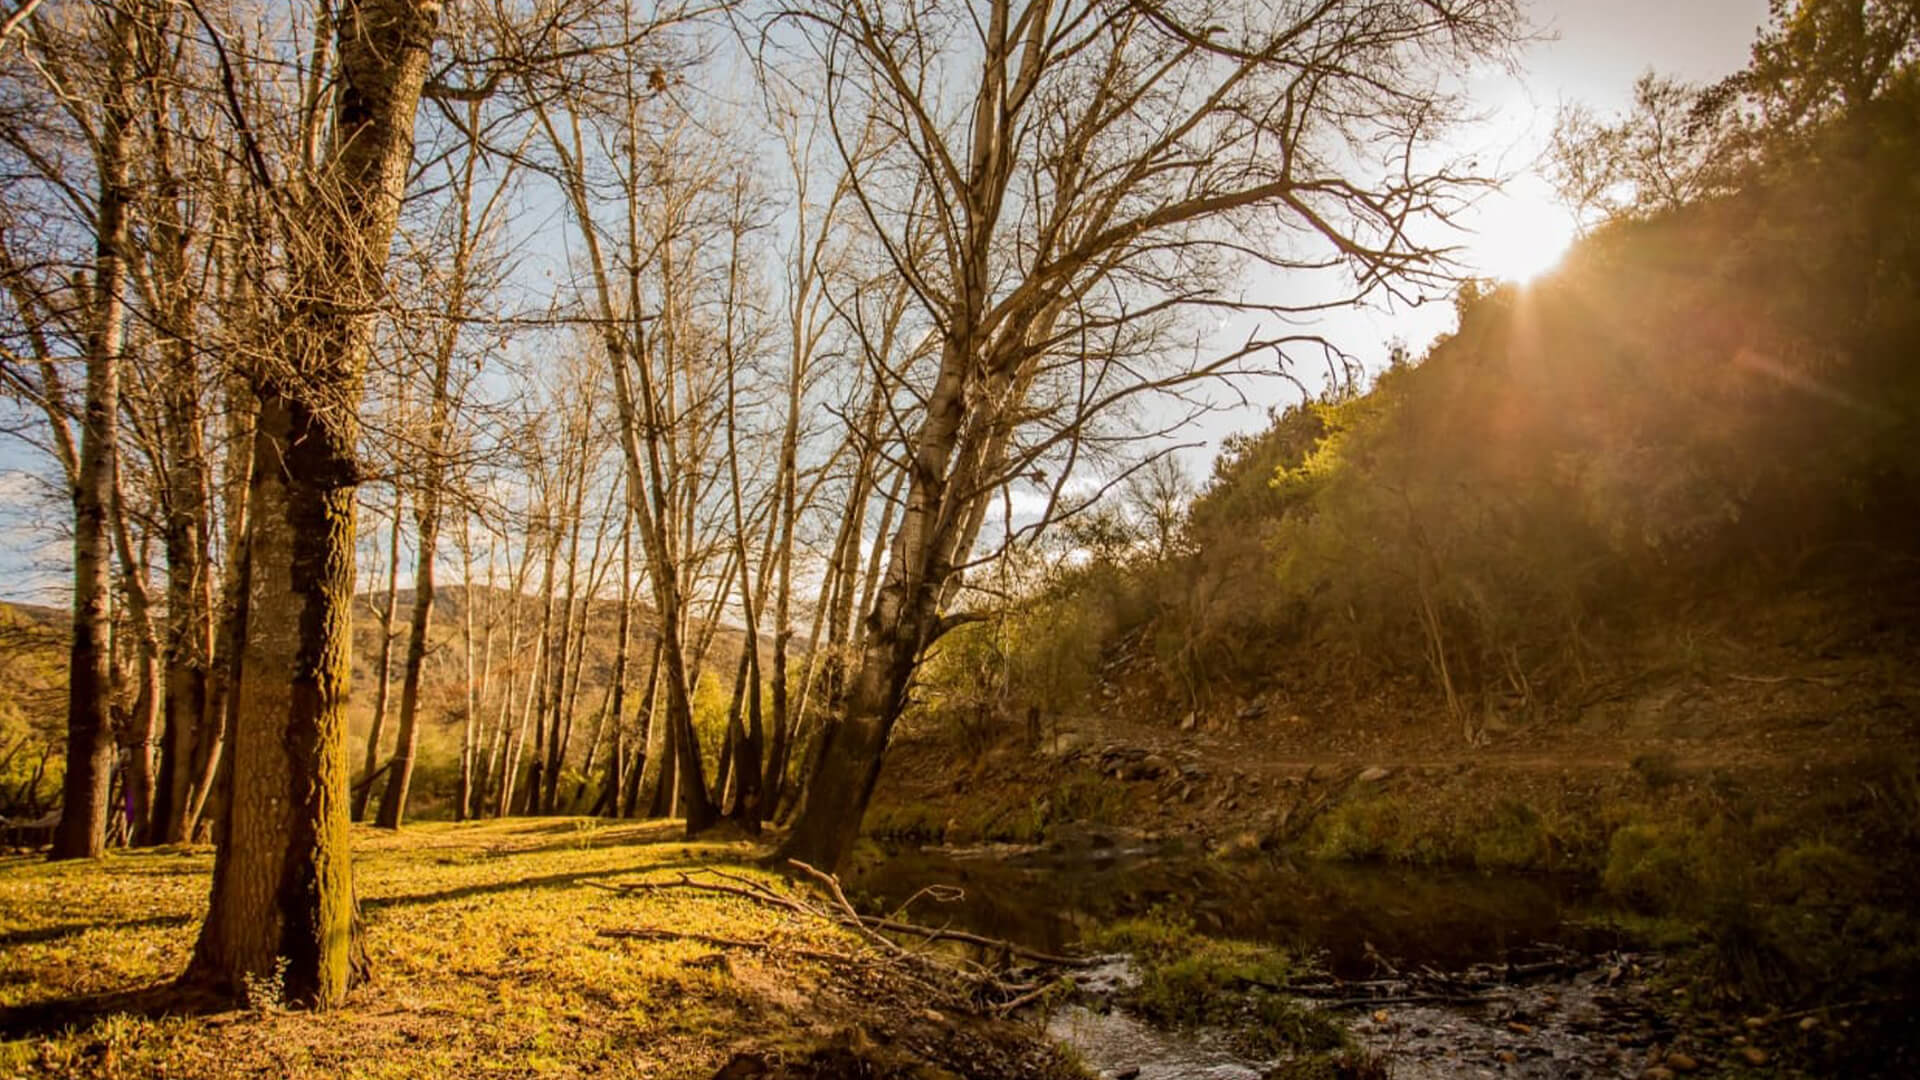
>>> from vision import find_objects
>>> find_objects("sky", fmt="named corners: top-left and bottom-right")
top-left (0, 0), bottom-right (1775, 605)
top-left (1176, 0), bottom-right (1773, 456)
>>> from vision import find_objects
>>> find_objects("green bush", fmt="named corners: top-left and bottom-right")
top-left (1603, 823), bottom-right (1706, 911)
top-left (1471, 799), bottom-right (1549, 871)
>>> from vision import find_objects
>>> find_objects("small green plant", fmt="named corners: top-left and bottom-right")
top-left (1602, 823), bottom-right (1698, 911)
top-left (1309, 796), bottom-right (1414, 862)
top-left (1768, 841), bottom-right (1872, 903)
top-left (240, 956), bottom-right (291, 1012)
top-left (1089, 910), bottom-right (1346, 1057)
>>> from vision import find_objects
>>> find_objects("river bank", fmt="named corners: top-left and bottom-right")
top-left (857, 693), bottom-right (1920, 1076)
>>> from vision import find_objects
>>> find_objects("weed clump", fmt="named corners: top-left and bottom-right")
top-left (1089, 910), bottom-right (1346, 1058)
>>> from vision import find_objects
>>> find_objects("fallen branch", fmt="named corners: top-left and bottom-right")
top-left (598, 866), bottom-right (1096, 968)
top-left (993, 977), bottom-right (1065, 1015)
top-left (854, 914), bottom-right (1096, 968)
top-left (789, 859), bottom-right (906, 957)
top-left (588, 872), bottom-right (814, 918)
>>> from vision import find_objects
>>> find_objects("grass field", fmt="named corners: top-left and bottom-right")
top-left (0, 819), bottom-right (1078, 1079)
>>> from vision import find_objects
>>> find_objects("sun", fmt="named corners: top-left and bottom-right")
top-left (1464, 182), bottom-right (1578, 284)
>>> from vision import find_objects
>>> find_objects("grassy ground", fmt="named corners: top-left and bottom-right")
top-left (0, 819), bottom-right (1085, 1079)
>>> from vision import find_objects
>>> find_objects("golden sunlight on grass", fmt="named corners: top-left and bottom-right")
top-left (0, 820), bottom-right (1083, 1079)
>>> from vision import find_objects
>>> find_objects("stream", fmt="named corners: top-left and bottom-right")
top-left (849, 841), bottom-right (1686, 1079)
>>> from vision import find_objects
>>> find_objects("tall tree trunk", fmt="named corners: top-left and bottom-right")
top-left (375, 120), bottom-right (474, 827)
top-left (780, 317), bottom-right (982, 872)
top-left (148, 67), bottom-right (215, 846)
top-left (623, 637), bottom-right (661, 818)
top-left (455, 519), bottom-right (484, 821)
top-left (52, 2), bottom-right (134, 863)
top-left (190, 0), bottom-right (439, 1007)
top-left (374, 483), bottom-right (439, 829)
top-left (594, 505), bottom-right (634, 815)
top-left (109, 471), bottom-right (163, 846)
top-left (478, 532), bottom-right (528, 818)
top-left (187, 371), bottom-right (255, 840)
top-left (536, 101), bottom-right (715, 832)
top-left (352, 491), bottom-right (403, 822)
top-left (524, 509), bottom-right (559, 815)
top-left (496, 631), bottom-right (542, 819)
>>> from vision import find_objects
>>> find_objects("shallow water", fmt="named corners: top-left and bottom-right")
top-left (849, 842), bottom-right (1619, 978)
top-left (851, 844), bottom-right (1667, 1079)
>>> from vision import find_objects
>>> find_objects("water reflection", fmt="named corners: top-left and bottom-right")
top-left (849, 844), bottom-right (1616, 977)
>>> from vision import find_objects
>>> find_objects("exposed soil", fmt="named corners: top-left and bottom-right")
top-left (870, 588), bottom-right (1920, 854)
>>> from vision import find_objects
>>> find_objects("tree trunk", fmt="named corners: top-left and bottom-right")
top-left (150, 108), bottom-right (215, 847)
top-left (374, 484), bottom-right (439, 829)
top-left (455, 520), bottom-right (485, 821)
top-left (52, 2), bottom-right (134, 863)
top-left (623, 638), bottom-right (661, 818)
top-left (536, 100), bottom-right (715, 832)
top-left (352, 492), bottom-right (403, 822)
top-left (187, 372), bottom-right (255, 839)
top-left (594, 506), bottom-right (634, 815)
top-left (190, 0), bottom-right (438, 1007)
top-left (109, 472), bottom-right (163, 846)
top-left (190, 390), bottom-right (364, 1004)
top-left (776, 627), bottom-right (918, 872)
top-left (780, 324), bottom-right (977, 871)
top-left (496, 631), bottom-right (542, 818)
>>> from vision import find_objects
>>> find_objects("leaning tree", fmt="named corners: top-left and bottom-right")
top-left (771, 0), bottom-right (1522, 872)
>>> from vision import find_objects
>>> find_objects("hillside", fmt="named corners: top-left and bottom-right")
top-left (866, 57), bottom-right (1920, 1061)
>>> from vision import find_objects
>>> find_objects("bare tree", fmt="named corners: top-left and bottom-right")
top-left (189, 0), bottom-right (442, 1007)
top-left (0, 0), bottom-right (143, 860)
top-left (375, 96), bottom-right (517, 829)
top-left (770, 0), bottom-right (1520, 871)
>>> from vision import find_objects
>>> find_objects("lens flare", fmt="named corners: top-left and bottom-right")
top-left (1467, 187), bottom-right (1578, 283)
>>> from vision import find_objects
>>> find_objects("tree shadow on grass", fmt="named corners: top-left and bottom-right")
top-left (0, 912), bottom-right (196, 950)
top-left (360, 855), bottom-right (720, 914)
top-left (468, 817), bottom-right (761, 856)
top-left (0, 979), bottom-right (229, 1041)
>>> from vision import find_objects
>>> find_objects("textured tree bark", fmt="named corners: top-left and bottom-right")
top-left (150, 80), bottom-right (215, 847)
top-left (52, 2), bottom-right (135, 863)
top-left (154, 400), bottom-right (212, 845)
top-left (189, 0), bottom-right (437, 1007)
top-left (777, 628), bottom-right (921, 872)
top-left (191, 393), bottom-right (364, 1002)
top-left (779, 336), bottom-right (974, 873)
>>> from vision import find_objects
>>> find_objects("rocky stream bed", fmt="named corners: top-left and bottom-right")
top-left (847, 841), bottom-right (1818, 1079)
